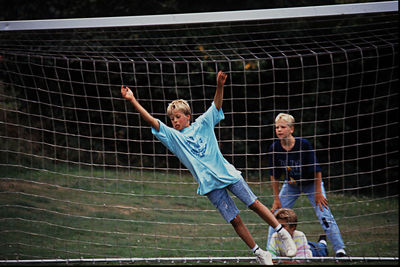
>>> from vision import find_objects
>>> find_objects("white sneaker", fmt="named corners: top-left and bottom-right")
top-left (335, 249), bottom-right (347, 257)
top-left (277, 228), bottom-right (297, 257)
top-left (254, 248), bottom-right (273, 265)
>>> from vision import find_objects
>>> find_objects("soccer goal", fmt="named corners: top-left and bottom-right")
top-left (0, 1), bottom-right (398, 265)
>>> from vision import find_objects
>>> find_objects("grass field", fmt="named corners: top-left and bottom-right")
top-left (0, 164), bottom-right (398, 264)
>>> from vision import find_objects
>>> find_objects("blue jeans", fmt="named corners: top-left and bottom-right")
top-left (266, 181), bottom-right (345, 252)
top-left (206, 177), bottom-right (257, 223)
top-left (308, 241), bottom-right (328, 257)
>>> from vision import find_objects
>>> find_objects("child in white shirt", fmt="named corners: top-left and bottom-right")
top-left (268, 208), bottom-right (328, 259)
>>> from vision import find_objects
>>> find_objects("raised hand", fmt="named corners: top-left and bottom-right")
top-left (217, 70), bottom-right (227, 89)
top-left (214, 70), bottom-right (227, 110)
top-left (121, 85), bottom-right (135, 101)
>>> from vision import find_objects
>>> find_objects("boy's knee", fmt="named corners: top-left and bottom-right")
top-left (248, 199), bottom-right (260, 210)
top-left (230, 214), bottom-right (242, 226)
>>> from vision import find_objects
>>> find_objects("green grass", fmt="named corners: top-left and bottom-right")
top-left (0, 164), bottom-right (398, 264)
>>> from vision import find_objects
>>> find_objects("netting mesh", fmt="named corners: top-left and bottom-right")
top-left (0, 9), bottom-right (398, 262)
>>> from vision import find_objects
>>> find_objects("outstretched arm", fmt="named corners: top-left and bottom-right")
top-left (121, 85), bottom-right (160, 132)
top-left (214, 70), bottom-right (228, 110)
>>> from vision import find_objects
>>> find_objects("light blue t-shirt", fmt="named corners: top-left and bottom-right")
top-left (151, 102), bottom-right (242, 195)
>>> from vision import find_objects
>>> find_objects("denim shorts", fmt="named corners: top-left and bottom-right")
top-left (206, 177), bottom-right (257, 223)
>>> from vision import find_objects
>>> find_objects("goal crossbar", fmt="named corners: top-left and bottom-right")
top-left (0, 1), bottom-right (397, 31)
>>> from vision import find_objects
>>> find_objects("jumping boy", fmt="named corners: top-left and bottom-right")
top-left (121, 71), bottom-right (297, 265)
top-left (266, 113), bottom-right (347, 257)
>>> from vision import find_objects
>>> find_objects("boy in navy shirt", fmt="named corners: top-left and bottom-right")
top-left (266, 113), bottom-right (347, 257)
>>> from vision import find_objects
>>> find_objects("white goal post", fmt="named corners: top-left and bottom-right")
top-left (0, 1), bottom-right (397, 31)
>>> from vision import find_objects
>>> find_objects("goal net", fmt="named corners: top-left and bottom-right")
top-left (0, 1), bottom-right (398, 264)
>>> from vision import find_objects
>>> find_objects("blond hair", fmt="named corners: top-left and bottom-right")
top-left (167, 99), bottom-right (191, 117)
top-left (275, 113), bottom-right (295, 127)
top-left (275, 208), bottom-right (298, 229)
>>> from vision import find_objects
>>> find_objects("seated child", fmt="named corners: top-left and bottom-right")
top-left (268, 208), bottom-right (328, 258)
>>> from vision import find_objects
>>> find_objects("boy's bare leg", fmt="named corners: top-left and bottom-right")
top-left (231, 214), bottom-right (274, 265)
top-left (230, 215), bottom-right (256, 249)
top-left (249, 200), bottom-right (279, 227)
top-left (249, 199), bottom-right (297, 257)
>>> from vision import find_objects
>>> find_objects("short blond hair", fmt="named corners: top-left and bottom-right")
top-left (275, 208), bottom-right (298, 229)
top-left (167, 99), bottom-right (191, 117)
top-left (275, 113), bottom-right (295, 127)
